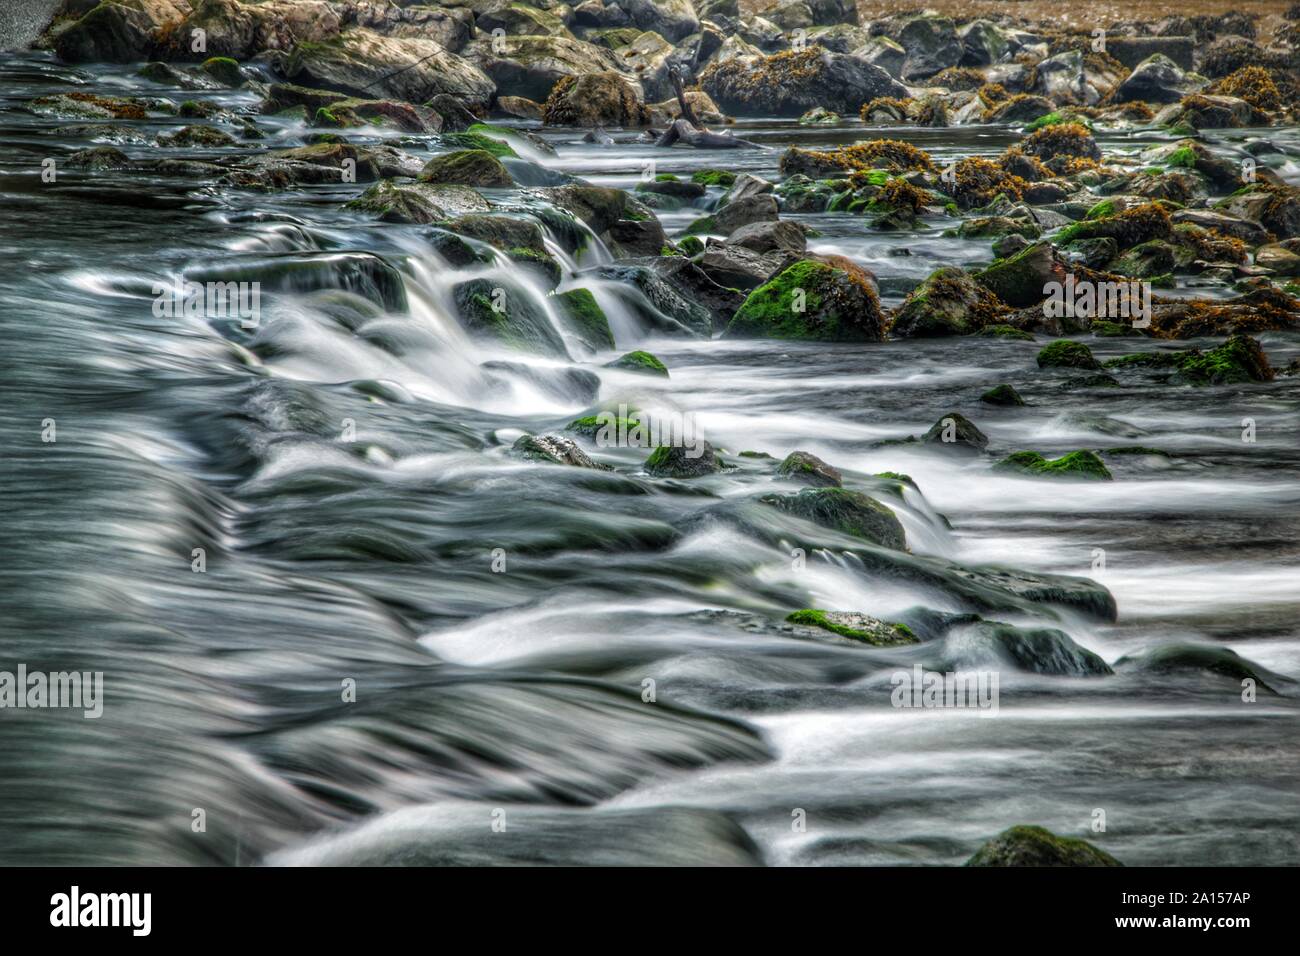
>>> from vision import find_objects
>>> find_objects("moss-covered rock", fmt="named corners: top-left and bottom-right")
top-left (976, 324), bottom-right (1034, 341)
top-left (724, 260), bottom-right (885, 341)
top-left (785, 609), bottom-right (918, 646)
top-left (891, 267), bottom-right (1008, 338)
top-left (157, 125), bottom-right (237, 147)
top-left (1055, 202), bottom-right (1174, 251)
top-left (346, 180), bottom-right (489, 224)
top-left (975, 241), bottom-right (1066, 308)
top-left (692, 169), bottom-right (737, 187)
top-left (452, 278), bottom-right (568, 357)
top-left (760, 487), bottom-right (906, 550)
top-left (418, 149), bottom-right (513, 187)
top-left (1168, 333), bottom-right (1273, 385)
top-left (605, 350), bottom-right (668, 376)
top-left (438, 130), bottom-right (517, 158)
top-left (541, 71), bottom-right (648, 127)
top-left (980, 383), bottom-right (1026, 406)
top-left (995, 450), bottom-right (1113, 480)
top-left (199, 56), bottom-right (244, 87)
top-left (776, 451), bottom-right (843, 488)
top-left (644, 442), bottom-right (724, 478)
top-left (553, 288), bottom-right (614, 351)
top-left (966, 826), bottom-right (1122, 867)
top-left (1037, 339), bottom-right (1100, 370)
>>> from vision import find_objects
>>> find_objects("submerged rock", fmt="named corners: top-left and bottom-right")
top-left (451, 278), bottom-right (569, 357)
top-left (943, 620), bottom-right (1113, 676)
top-left (346, 180), bottom-right (489, 224)
top-left (966, 826), bottom-right (1122, 867)
top-left (980, 384), bottom-right (1026, 406)
top-left (1114, 643), bottom-right (1287, 693)
top-left (995, 450), bottom-right (1113, 481)
top-left (1037, 340), bottom-right (1100, 370)
top-left (553, 289), bottom-right (615, 351)
top-left (759, 488), bottom-right (906, 550)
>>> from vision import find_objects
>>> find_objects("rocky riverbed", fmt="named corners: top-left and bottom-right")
top-left (2, 0), bottom-right (1299, 866)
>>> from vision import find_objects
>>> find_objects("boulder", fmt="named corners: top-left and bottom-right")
top-left (573, 0), bottom-right (700, 43)
top-left (53, 0), bottom-right (190, 63)
top-left (699, 47), bottom-right (905, 117)
top-left (284, 29), bottom-right (495, 110)
top-left (921, 411), bottom-right (988, 453)
top-left (890, 267), bottom-right (1005, 338)
top-left (724, 259), bottom-right (886, 341)
top-left (452, 277), bottom-right (569, 356)
top-left (512, 434), bottom-right (610, 469)
top-left (467, 33), bottom-right (634, 103)
top-left (966, 826), bottom-right (1121, 867)
top-left (975, 241), bottom-right (1066, 308)
top-left (776, 451), bottom-right (842, 487)
top-left (645, 441), bottom-right (724, 478)
top-left (418, 149), bottom-right (514, 187)
top-left (896, 14), bottom-right (963, 81)
top-left (759, 487), bottom-right (906, 550)
top-left (541, 71), bottom-right (648, 127)
top-left (1114, 53), bottom-right (1195, 104)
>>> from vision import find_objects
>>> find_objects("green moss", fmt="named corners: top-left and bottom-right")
top-left (682, 213), bottom-right (716, 235)
top-left (551, 288), bottom-right (613, 349)
top-left (605, 349), bottom-right (668, 376)
top-left (419, 149), bottom-right (513, 187)
top-left (966, 825), bottom-right (1122, 867)
top-left (726, 260), bottom-right (882, 341)
top-left (785, 609), bottom-right (918, 646)
top-left (566, 413), bottom-right (641, 437)
top-left (676, 235), bottom-right (704, 257)
top-left (1037, 339), bottom-right (1100, 369)
top-left (977, 324), bottom-right (1034, 341)
top-left (1085, 199), bottom-right (1116, 220)
top-left (1105, 445), bottom-right (1170, 457)
top-left (440, 131), bottom-right (517, 158)
top-left (1024, 110), bottom-right (1091, 132)
top-left (691, 169), bottom-right (737, 187)
top-left (1105, 335), bottom-right (1273, 385)
top-left (654, 172), bottom-right (679, 182)
top-left (1166, 146), bottom-right (1197, 169)
top-left (995, 450), bottom-right (1113, 480)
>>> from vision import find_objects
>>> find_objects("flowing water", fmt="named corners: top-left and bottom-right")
top-left (2, 53), bottom-right (1299, 866)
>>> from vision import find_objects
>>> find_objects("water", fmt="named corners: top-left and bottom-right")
top-left (2, 52), bottom-right (1298, 866)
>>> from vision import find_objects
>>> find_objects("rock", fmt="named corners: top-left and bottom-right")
top-left (199, 55), bottom-right (246, 87)
top-left (439, 214), bottom-right (547, 255)
top-left (1115, 643), bottom-right (1286, 693)
top-left (724, 260), bottom-right (886, 341)
top-left (1217, 184), bottom-right (1300, 239)
top-left (958, 20), bottom-right (1009, 67)
top-left (478, 3), bottom-right (573, 39)
top-left (156, 124), bottom-right (238, 148)
top-left (777, 451), bottom-right (842, 487)
top-left (980, 384), bottom-right (1025, 406)
top-left (643, 257), bottom-right (746, 332)
top-left (1254, 241), bottom-right (1300, 277)
top-left (512, 434), bottom-right (610, 469)
top-left (1168, 333), bottom-right (1273, 385)
top-left (966, 826), bottom-right (1122, 867)
top-left (222, 142), bottom-right (423, 188)
top-left (896, 14), bottom-right (963, 81)
top-left (356, 4), bottom-right (474, 52)
top-left (1114, 54), bottom-right (1195, 105)
top-left (419, 149), bottom-right (513, 187)
top-left (497, 95), bottom-right (545, 121)
top-left (852, 36), bottom-right (905, 77)
top-left (173, 0), bottom-right (342, 60)
top-left (1020, 122), bottom-right (1101, 163)
top-left (726, 219), bottom-right (805, 255)
top-left (574, 0), bottom-right (700, 43)
top-left (975, 241), bottom-right (1066, 309)
top-left (53, 0), bottom-right (190, 63)
top-left (945, 620), bottom-right (1113, 675)
top-left (688, 194), bottom-right (779, 237)
top-left (553, 288), bottom-right (615, 350)
top-left (539, 185), bottom-right (666, 258)
top-left (921, 411), bottom-right (988, 453)
top-left (759, 487), bottom-right (906, 550)
top-left (1037, 340), bottom-right (1101, 370)
top-left (65, 146), bottom-right (131, 169)
top-left (699, 47), bottom-right (905, 117)
top-left (785, 610), bottom-right (917, 646)
top-left (982, 94), bottom-right (1055, 124)
top-left (1114, 240), bottom-right (1176, 279)
top-left (1032, 50), bottom-right (1109, 106)
top-left (451, 278), bottom-right (569, 357)
top-left (541, 71), bottom-right (648, 127)
top-left (605, 349), bottom-right (669, 375)
top-left (468, 34), bottom-right (634, 103)
top-left (1105, 35), bottom-right (1195, 70)
top-left (890, 267), bottom-right (1006, 338)
top-left (1169, 93), bottom-right (1263, 130)
top-left (995, 450), bottom-right (1112, 480)
top-left (645, 441), bottom-right (724, 478)
top-left (591, 263), bottom-right (713, 336)
top-left (696, 240), bottom-right (795, 290)
top-left (284, 30), bottom-right (494, 110)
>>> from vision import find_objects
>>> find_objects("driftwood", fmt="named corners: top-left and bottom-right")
top-left (653, 68), bottom-right (763, 150)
